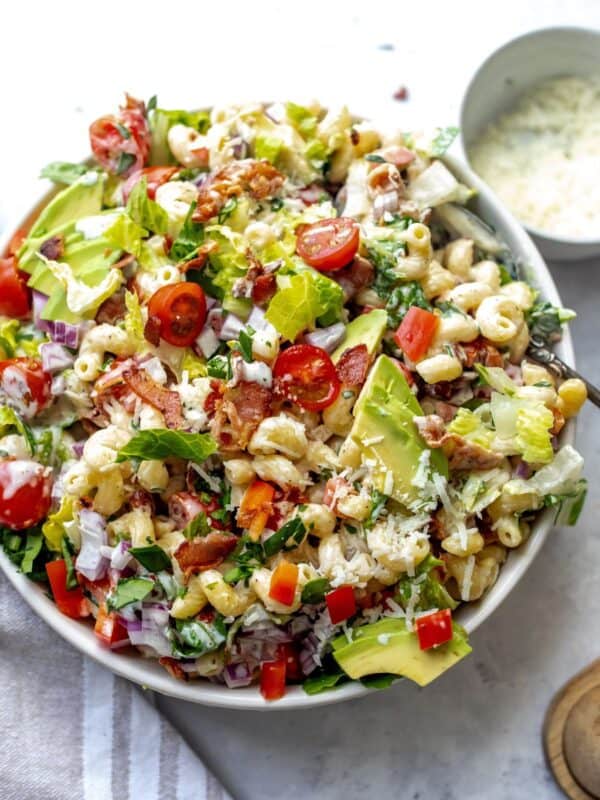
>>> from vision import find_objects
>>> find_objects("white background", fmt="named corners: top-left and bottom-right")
top-left (2, 1), bottom-right (600, 798)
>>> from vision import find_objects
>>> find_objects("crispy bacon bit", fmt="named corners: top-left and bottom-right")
top-left (335, 255), bottom-right (375, 300)
top-left (336, 344), bottom-right (370, 387)
top-left (204, 379), bottom-right (225, 414)
top-left (129, 489), bottom-right (155, 513)
top-left (112, 253), bottom-right (137, 270)
top-left (96, 288), bottom-right (127, 325)
top-left (193, 159), bottom-right (284, 223)
top-left (350, 128), bottom-right (360, 146)
top-left (299, 184), bottom-right (327, 206)
top-left (144, 314), bottom-right (162, 347)
top-left (159, 657), bottom-right (189, 681)
top-left (40, 235), bottom-right (65, 261)
top-left (393, 86), bottom-right (409, 101)
top-left (551, 406), bottom-right (565, 435)
top-left (461, 337), bottom-right (504, 368)
top-left (414, 413), bottom-right (503, 471)
top-left (174, 533), bottom-right (238, 577)
top-left (168, 491), bottom-right (207, 528)
top-left (252, 273), bottom-right (277, 305)
top-left (123, 366), bottom-right (184, 429)
top-left (179, 240), bottom-right (219, 272)
top-left (380, 145), bottom-right (415, 169)
top-left (210, 381), bottom-right (271, 450)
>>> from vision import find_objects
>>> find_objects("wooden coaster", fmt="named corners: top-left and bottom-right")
top-left (543, 659), bottom-right (600, 799)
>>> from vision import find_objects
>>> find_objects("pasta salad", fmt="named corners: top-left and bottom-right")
top-left (0, 97), bottom-right (587, 700)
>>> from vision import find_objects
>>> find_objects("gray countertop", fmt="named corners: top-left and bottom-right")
top-left (155, 259), bottom-right (600, 800)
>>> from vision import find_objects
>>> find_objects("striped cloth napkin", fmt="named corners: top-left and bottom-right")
top-left (0, 577), bottom-right (233, 800)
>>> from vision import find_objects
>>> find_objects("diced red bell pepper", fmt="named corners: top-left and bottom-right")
top-left (94, 603), bottom-right (129, 649)
top-left (326, 585), bottom-right (356, 624)
top-left (269, 562), bottom-right (298, 607)
top-left (45, 560), bottom-right (89, 619)
top-left (415, 608), bottom-right (453, 650)
top-left (394, 306), bottom-right (439, 362)
top-left (260, 659), bottom-right (287, 701)
top-left (276, 642), bottom-right (302, 682)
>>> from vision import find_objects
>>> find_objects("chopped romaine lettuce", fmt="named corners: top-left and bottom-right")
top-left (544, 479), bottom-right (587, 526)
top-left (526, 301), bottom-right (576, 343)
top-left (514, 403), bottom-right (554, 464)
top-left (527, 445), bottom-right (584, 495)
top-left (126, 177), bottom-right (169, 235)
top-left (447, 407), bottom-right (494, 449)
top-left (475, 364), bottom-right (517, 396)
top-left (265, 267), bottom-right (343, 341)
top-left (103, 213), bottom-right (146, 258)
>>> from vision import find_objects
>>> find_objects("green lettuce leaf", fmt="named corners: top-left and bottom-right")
top-left (129, 544), bottom-right (171, 572)
top-left (515, 403), bottom-right (554, 464)
top-left (103, 213), bottom-right (146, 258)
top-left (169, 204), bottom-right (205, 262)
top-left (447, 408), bottom-right (494, 449)
top-left (430, 126), bottom-right (460, 157)
top-left (116, 429), bottom-right (217, 464)
top-left (0, 406), bottom-right (35, 455)
top-left (40, 162), bottom-right (95, 185)
top-left (526, 301), bottom-right (576, 343)
top-left (386, 281), bottom-right (431, 328)
top-left (265, 268), bottom-right (343, 340)
top-left (108, 577), bottom-right (154, 610)
top-left (123, 290), bottom-right (145, 346)
top-left (126, 177), bottom-right (169, 235)
top-left (169, 616), bottom-right (226, 658)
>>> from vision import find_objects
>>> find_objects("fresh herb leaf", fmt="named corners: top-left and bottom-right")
top-left (263, 518), bottom-right (306, 557)
top-left (430, 126), bottom-right (459, 157)
top-left (543, 478), bottom-right (587, 526)
top-left (526, 301), bottom-right (576, 343)
top-left (301, 578), bottom-right (330, 604)
top-left (21, 532), bottom-right (43, 574)
top-left (386, 281), bottom-right (431, 328)
top-left (182, 512), bottom-right (211, 540)
top-left (218, 197), bottom-right (238, 224)
top-left (169, 203), bottom-right (205, 262)
top-left (364, 237), bottom-right (408, 297)
top-left (130, 544), bottom-right (171, 572)
top-left (303, 668), bottom-right (349, 695)
top-left (270, 197), bottom-right (284, 211)
top-left (61, 535), bottom-right (78, 590)
top-left (365, 154), bottom-right (386, 163)
top-left (395, 553), bottom-right (458, 612)
top-left (206, 353), bottom-right (230, 379)
top-left (360, 673), bottom-right (398, 689)
top-left (40, 161), bottom-right (91, 185)
top-left (126, 177), bottom-right (169, 235)
top-left (147, 95), bottom-right (158, 112)
top-left (170, 615), bottom-right (226, 658)
top-left (108, 577), bottom-right (154, 610)
top-left (237, 327), bottom-right (254, 363)
top-left (225, 535), bottom-right (265, 584)
top-left (116, 152), bottom-right (136, 176)
top-left (116, 429), bottom-right (217, 464)
top-left (365, 490), bottom-right (388, 529)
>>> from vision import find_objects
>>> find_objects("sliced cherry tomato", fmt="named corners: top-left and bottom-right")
top-left (260, 659), bottom-right (287, 701)
top-left (326, 585), bottom-right (356, 625)
top-left (277, 642), bottom-right (302, 682)
top-left (0, 460), bottom-right (52, 530)
top-left (89, 95), bottom-right (151, 177)
top-left (0, 358), bottom-right (52, 418)
top-left (147, 283), bottom-right (207, 347)
top-left (269, 562), bottom-right (299, 607)
top-left (237, 480), bottom-right (276, 541)
top-left (296, 217), bottom-right (359, 271)
top-left (46, 560), bottom-right (89, 619)
top-left (122, 166), bottom-right (179, 202)
top-left (394, 306), bottom-right (439, 362)
top-left (415, 608), bottom-right (453, 650)
top-left (0, 257), bottom-right (30, 318)
top-left (94, 603), bottom-right (129, 648)
top-left (273, 344), bottom-right (340, 412)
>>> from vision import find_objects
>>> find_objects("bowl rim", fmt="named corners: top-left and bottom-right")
top-left (459, 24), bottom-right (600, 247)
top-left (0, 150), bottom-right (576, 710)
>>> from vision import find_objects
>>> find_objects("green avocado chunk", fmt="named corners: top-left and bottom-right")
top-left (342, 354), bottom-right (447, 506)
top-left (27, 175), bottom-right (104, 241)
top-left (332, 618), bottom-right (471, 687)
top-left (331, 308), bottom-right (387, 364)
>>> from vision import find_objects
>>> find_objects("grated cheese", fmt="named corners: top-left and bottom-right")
top-left (470, 75), bottom-right (600, 237)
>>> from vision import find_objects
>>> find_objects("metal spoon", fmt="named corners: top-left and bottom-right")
top-left (527, 336), bottom-right (600, 408)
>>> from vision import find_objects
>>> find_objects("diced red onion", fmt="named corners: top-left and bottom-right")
top-left (231, 139), bottom-right (249, 160)
top-left (71, 441), bottom-right (85, 458)
top-left (32, 290), bottom-right (51, 333)
top-left (514, 459), bottom-right (533, 480)
top-left (219, 313), bottom-right (245, 340)
top-left (127, 625), bottom-right (172, 657)
top-left (51, 375), bottom-right (66, 397)
top-left (223, 662), bottom-right (253, 688)
top-left (124, 617), bottom-right (143, 633)
top-left (41, 342), bottom-right (75, 373)
top-left (205, 296), bottom-right (217, 311)
top-left (143, 603), bottom-right (170, 627)
top-left (305, 322), bottom-right (346, 354)
top-left (75, 509), bottom-right (108, 581)
top-left (111, 540), bottom-right (132, 570)
top-left (49, 320), bottom-right (83, 348)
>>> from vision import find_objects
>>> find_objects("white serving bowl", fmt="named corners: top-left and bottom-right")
top-left (0, 153), bottom-right (575, 710)
top-left (459, 26), bottom-right (600, 262)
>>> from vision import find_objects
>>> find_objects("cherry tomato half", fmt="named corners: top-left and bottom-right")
top-left (0, 257), bottom-right (30, 318)
top-left (0, 459), bottom-right (52, 530)
top-left (273, 344), bottom-right (340, 412)
top-left (296, 217), bottom-right (359, 272)
top-left (89, 96), bottom-right (151, 177)
top-left (0, 358), bottom-right (52, 418)
top-left (147, 283), bottom-right (207, 348)
top-left (122, 166), bottom-right (179, 203)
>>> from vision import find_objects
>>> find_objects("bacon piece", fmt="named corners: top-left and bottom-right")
top-left (174, 533), bottom-right (238, 577)
top-left (112, 253), bottom-right (137, 270)
top-left (40, 235), bottom-right (64, 261)
top-left (179, 240), bottom-right (219, 272)
top-left (96, 288), bottom-right (127, 325)
top-left (414, 414), bottom-right (503, 471)
top-left (461, 337), bottom-right (504, 369)
top-left (334, 255), bottom-right (375, 300)
top-left (380, 145), bottom-right (414, 168)
top-left (129, 489), bottom-right (155, 513)
top-left (193, 159), bottom-right (284, 223)
top-left (123, 366), bottom-right (184, 429)
top-left (144, 315), bottom-right (161, 347)
top-left (159, 657), bottom-right (188, 681)
top-left (336, 344), bottom-right (369, 387)
top-left (299, 183), bottom-right (328, 206)
top-left (252, 273), bottom-right (277, 305)
top-left (210, 381), bottom-right (272, 450)
top-left (168, 491), bottom-right (207, 528)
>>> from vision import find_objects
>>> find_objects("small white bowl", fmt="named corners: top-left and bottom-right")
top-left (0, 153), bottom-right (576, 709)
top-left (460, 26), bottom-right (600, 261)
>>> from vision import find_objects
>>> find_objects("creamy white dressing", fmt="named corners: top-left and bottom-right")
top-left (470, 75), bottom-right (600, 237)
top-left (1, 367), bottom-right (36, 417)
top-left (75, 212), bottom-right (120, 240)
top-left (1, 460), bottom-right (44, 500)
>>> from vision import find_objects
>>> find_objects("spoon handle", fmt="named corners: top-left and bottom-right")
top-left (527, 338), bottom-right (600, 409)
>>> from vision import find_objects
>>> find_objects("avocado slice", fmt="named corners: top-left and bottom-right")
top-left (28, 175), bottom-right (104, 240)
top-left (343, 355), bottom-right (447, 506)
top-left (332, 618), bottom-right (471, 687)
top-left (331, 308), bottom-right (387, 364)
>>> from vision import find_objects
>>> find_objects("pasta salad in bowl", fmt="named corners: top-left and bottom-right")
top-left (0, 97), bottom-right (587, 706)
